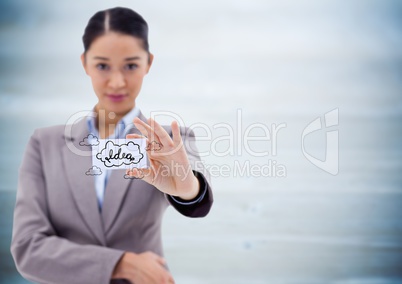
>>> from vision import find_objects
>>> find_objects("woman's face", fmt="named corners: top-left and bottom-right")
top-left (81, 31), bottom-right (153, 116)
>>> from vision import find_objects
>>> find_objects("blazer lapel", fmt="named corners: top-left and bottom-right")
top-left (101, 169), bottom-right (132, 234)
top-left (101, 111), bottom-right (149, 234)
top-left (62, 117), bottom-right (106, 245)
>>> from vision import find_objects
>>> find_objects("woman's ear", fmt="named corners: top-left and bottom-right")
top-left (146, 53), bottom-right (154, 74)
top-left (80, 53), bottom-right (89, 75)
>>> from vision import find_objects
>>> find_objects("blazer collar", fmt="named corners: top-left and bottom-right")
top-left (64, 109), bottom-right (148, 141)
top-left (62, 109), bottom-right (148, 245)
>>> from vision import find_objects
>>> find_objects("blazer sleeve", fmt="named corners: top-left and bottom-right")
top-left (165, 127), bottom-right (214, 217)
top-left (10, 129), bottom-right (125, 284)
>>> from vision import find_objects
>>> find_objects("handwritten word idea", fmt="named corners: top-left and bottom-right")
top-left (91, 139), bottom-right (148, 170)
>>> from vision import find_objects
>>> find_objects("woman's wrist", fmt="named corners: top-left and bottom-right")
top-left (111, 252), bottom-right (137, 280)
top-left (177, 174), bottom-right (200, 201)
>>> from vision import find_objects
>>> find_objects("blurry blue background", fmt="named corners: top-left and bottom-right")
top-left (1, 0), bottom-right (402, 283)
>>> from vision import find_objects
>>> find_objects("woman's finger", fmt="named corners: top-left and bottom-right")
top-left (126, 167), bottom-right (153, 183)
top-left (155, 255), bottom-right (166, 266)
top-left (171, 120), bottom-right (182, 145)
top-left (133, 117), bottom-right (153, 139)
top-left (126, 134), bottom-right (162, 156)
top-left (148, 117), bottom-right (174, 147)
top-left (168, 276), bottom-right (175, 284)
top-left (134, 117), bottom-right (160, 143)
top-left (166, 273), bottom-right (175, 284)
top-left (126, 133), bottom-right (146, 139)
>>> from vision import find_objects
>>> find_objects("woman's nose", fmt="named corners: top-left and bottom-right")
top-left (108, 71), bottom-right (126, 88)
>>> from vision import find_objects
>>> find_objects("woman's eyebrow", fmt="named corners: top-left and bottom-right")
top-left (92, 56), bottom-right (141, 61)
top-left (93, 56), bottom-right (109, 61)
top-left (125, 56), bottom-right (141, 61)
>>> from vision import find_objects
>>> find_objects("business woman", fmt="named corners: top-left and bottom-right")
top-left (10, 7), bottom-right (213, 284)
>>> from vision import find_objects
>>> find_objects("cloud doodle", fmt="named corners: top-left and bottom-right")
top-left (123, 174), bottom-right (141, 179)
top-left (123, 174), bottom-right (136, 179)
top-left (123, 169), bottom-right (145, 179)
top-left (80, 134), bottom-right (100, 146)
top-left (86, 166), bottom-right (102, 176)
top-left (96, 141), bottom-right (144, 168)
top-left (145, 141), bottom-right (162, 151)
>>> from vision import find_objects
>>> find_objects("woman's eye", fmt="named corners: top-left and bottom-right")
top-left (96, 63), bottom-right (108, 70)
top-left (125, 64), bottom-right (138, 71)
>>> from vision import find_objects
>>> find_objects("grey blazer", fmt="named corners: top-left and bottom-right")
top-left (10, 111), bottom-right (213, 284)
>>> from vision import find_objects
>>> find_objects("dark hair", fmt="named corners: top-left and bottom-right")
top-left (82, 7), bottom-right (150, 60)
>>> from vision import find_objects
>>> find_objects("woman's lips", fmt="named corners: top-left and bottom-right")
top-left (107, 94), bottom-right (127, 102)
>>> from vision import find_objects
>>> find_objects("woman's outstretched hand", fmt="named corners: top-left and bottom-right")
top-left (126, 117), bottom-right (200, 200)
top-left (111, 251), bottom-right (175, 284)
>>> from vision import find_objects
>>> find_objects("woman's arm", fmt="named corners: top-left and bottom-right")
top-left (126, 118), bottom-right (213, 217)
